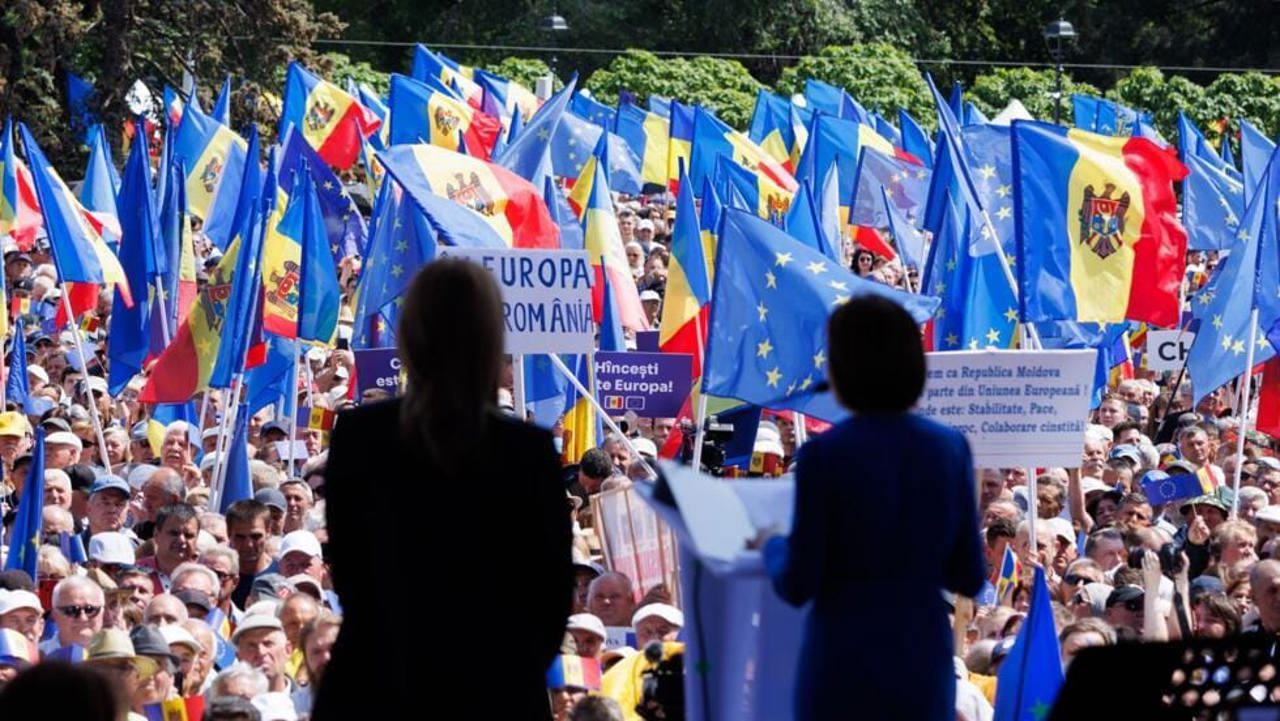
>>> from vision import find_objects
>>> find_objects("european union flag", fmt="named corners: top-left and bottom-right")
top-left (1182, 150), bottom-right (1244, 251)
top-left (898, 109), bottom-right (934, 169)
top-left (245, 333), bottom-right (298, 415)
top-left (354, 184), bottom-right (436, 341)
top-left (850, 147), bottom-right (930, 229)
top-left (1142, 472), bottom-right (1212, 505)
top-left (702, 209), bottom-right (938, 423)
top-left (881, 187), bottom-right (925, 269)
top-left (523, 354), bottom-right (568, 428)
top-left (551, 111), bottom-right (642, 194)
top-left (497, 76), bottom-right (577, 185)
top-left (108, 118), bottom-right (160, 395)
top-left (1179, 112), bottom-right (1240, 182)
top-left (6, 318), bottom-right (28, 408)
top-left (1241, 118), bottom-right (1276, 198)
top-left (993, 566), bottom-right (1064, 721)
top-left (4, 428), bottom-right (44, 578)
top-left (544, 175), bottom-right (583, 251)
top-left (1072, 95), bottom-right (1153, 138)
top-left (570, 92), bottom-right (615, 130)
top-left (961, 125), bottom-right (1017, 256)
top-left (1188, 146), bottom-right (1280, 402)
top-left (279, 130), bottom-right (368, 262)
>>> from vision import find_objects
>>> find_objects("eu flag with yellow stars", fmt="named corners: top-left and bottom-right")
top-left (961, 125), bottom-right (1017, 256)
top-left (552, 111), bottom-right (642, 194)
top-left (702, 209), bottom-right (939, 423)
top-left (3, 427), bottom-right (44, 579)
top-left (922, 188), bottom-right (1019, 351)
top-left (849, 146), bottom-right (930, 229)
top-left (279, 129), bottom-right (367, 262)
top-left (993, 566), bottom-right (1063, 721)
top-left (1187, 145), bottom-right (1280, 402)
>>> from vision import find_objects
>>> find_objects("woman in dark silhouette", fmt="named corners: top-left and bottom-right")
top-left (763, 295), bottom-right (986, 721)
top-left (314, 259), bottom-right (572, 720)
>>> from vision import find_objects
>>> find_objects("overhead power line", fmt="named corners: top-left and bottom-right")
top-left (294, 37), bottom-right (1280, 76)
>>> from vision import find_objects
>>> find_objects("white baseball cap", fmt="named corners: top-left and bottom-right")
top-left (566, 613), bottom-right (606, 641)
top-left (631, 603), bottom-right (684, 628)
top-left (27, 366), bottom-right (48, 385)
top-left (45, 431), bottom-right (83, 449)
top-left (630, 437), bottom-right (657, 460)
top-left (159, 624), bottom-right (204, 654)
top-left (287, 574), bottom-right (323, 599)
top-left (0, 589), bottom-right (44, 615)
top-left (88, 532), bottom-right (136, 565)
top-left (279, 530), bottom-right (323, 561)
top-left (230, 613), bottom-right (284, 644)
top-left (251, 691), bottom-right (299, 721)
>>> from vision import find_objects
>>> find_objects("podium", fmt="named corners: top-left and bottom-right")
top-left (635, 472), bottom-right (805, 721)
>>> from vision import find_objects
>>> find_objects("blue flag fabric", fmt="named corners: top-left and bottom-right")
top-left (961, 124), bottom-right (1017, 256)
top-left (881, 187), bottom-right (925, 269)
top-left (67, 73), bottom-right (95, 142)
top-left (1179, 112), bottom-right (1240, 182)
top-left (544, 176), bottom-right (583, 250)
top-left (6, 319), bottom-right (28, 408)
top-left (873, 112), bottom-right (901, 145)
top-left (1188, 147), bottom-right (1280, 401)
top-left (1072, 95), bottom-right (1154, 137)
top-left (898, 109), bottom-right (934, 169)
top-left (993, 566), bottom-right (1064, 721)
top-left (784, 181), bottom-right (827, 258)
top-left (551, 111), bottom-right (642, 194)
top-left (523, 354), bottom-right (568, 428)
top-left (570, 92), bottom-right (616, 130)
top-left (702, 209), bottom-right (939, 423)
top-left (81, 125), bottom-right (121, 230)
top-left (151, 158), bottom-right (188, 358)
top-left (648, 95), bottom-right (671, 118)
top-left (219, 403), bottom-right (253, 514)
top-left (1241, 118), bottom-right (1277, 199)
top-left (213, 75), bottom-right (232, 126)
top-left (1142, 472), bottom-right (1210, 505)
top-left (283, 167), bottom-right (342, 344)
top-left (4, 428), bottom-right (44, 578)
top-left (279, 130), bottom-right (368, 262)
top-left (963, 102), bottom-right (989, 127)
top-left (496, 76), bottom-right (577, 185)
top-left (850, 147), bottom-right (931, 229)
top-left (354, 185), bottom-right (436, 341)
top-left (1182, 150), bottom-right (1245, 251)
top-left (245, 333), bottom-right (299, 415)
top-left (108, 118), bottom-right (160, 394)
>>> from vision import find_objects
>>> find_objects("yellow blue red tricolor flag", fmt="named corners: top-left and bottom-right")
top-left (1013, 120), bottom-right (1189, 327)
top-left (0, 117), bottom-right (41, 250)
top-left (280, 62), bottom-right (381, 169)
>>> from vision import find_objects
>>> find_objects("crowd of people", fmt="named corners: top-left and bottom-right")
top-left (0, 129), bottom-right (1256, 721)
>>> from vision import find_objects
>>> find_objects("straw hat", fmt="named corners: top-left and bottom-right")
top-left (84, 629), bottom-right (157, 679)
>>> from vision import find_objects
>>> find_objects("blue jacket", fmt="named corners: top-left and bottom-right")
top-left (765, 412), bottom-right (985, 721)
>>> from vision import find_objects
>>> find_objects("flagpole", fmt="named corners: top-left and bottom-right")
top-left (153, 280), bottom-right (172, 346)
top-left (58, 289), bottom-right (111, 466)
top-left (689, 308), bottom-right (710, 472)
top-left (285, 342), bottom-right (302, 475)
top-left (1230, 308), bottom-right (1260, 518)
top-left (211, 377), bottom-right (243, 511)
top-left (512, 354), bottom-right (527, 421)
top-left (793, 412), bottom-right (809, 448)
top-left (548, 353), bottom-right (655, 480)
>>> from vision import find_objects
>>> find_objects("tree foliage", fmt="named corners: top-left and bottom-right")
top-left (777, 44), bottom-right (932, 121)
top-left (586, 50), bottom-right (762, 128)
top-left (483, 57), bottom-right (558, 92)
top-left (967, 67), bottom-right (1100, 125)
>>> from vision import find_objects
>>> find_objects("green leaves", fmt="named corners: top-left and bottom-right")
top-left (778, 44), bottom-right (932, 121)
top-left (585, 50), bottom-right (762, 128)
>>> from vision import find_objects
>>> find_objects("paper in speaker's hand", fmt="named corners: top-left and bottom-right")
top-left (657, 460), bottom-right (758, 562)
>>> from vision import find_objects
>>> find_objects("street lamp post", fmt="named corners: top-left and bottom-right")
top-left (1043, 18), bottom-right (1077, 125)
top-left (541, 9), bottom-right (569, 78)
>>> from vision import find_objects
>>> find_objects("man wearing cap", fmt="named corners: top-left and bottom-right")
top-left (44, 430), bottom-right (82, 470)
top-left (1257, 506), bottom-right (1280, 550)
top-left (639, 289), bottom-right (661, 328)
top-left (234, 613), bottom-right (297, 701)
top-left (0, 589), bottom-right (44, 646)
top-left (255, 488), bottom-right (288, 537)
top-left (129, 422), bottom-right (155, 465)
top-left (631, 603), bottom-right (683, 650)
top-left (566, 613), bottom-right (607, 660)
top-left (82, 475), bottom-right (135, 547)
top-left (130, 624), bottom-right (182, 710)
top-left (278, 530), bottom-right (325, 583)
top-left (1179, 487), bottom-right (1234, 578)
top-left (160, 622), bottom-right (205, 693)
top-left (160, 421), bottom-right (202, 489)
top-left (1257, 456), bottom-right (1280, 504)
top-left (0, 411), bottom-right (31, 473)
top-left (279, 479), bottom-right (313, 535)
top-left (136, 503), bottom-right (201, 593)
top-left (1104, 586), bottom-right (1146, 637)
top-left (89, 531), bottom-right (137, 574)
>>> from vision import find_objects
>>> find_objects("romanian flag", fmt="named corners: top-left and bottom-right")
top-left (659, 170), bottom-right (711, 377)
top-left (376, 142), bottom-right (559, 249)
top-left (995, 544), bottom-right (1020, 605)
top-left (582, 157), bottom-right (646, 332)
top-left (546, 654), bottom-right (603, 691)
top-left (411, 45), bottom-right (483, 107)
top-left (560, 354), bottom-right (599, 464)
top-left (1013, 120), bottom-right (1189, 327)
top-left (170, 102), bottom-right (247, 221)
top-left (699, 177), bottom-right (723, 285)
top-left (19, 124), bottom-right (131, 306)
top-left (666, 100), bottom-right (694, 191)
top-left (688, 107), bottom-right (797, 196)
top-left (715, 155), bottom-right (793, 227)
top-left (566, 132), bottom-right (612, 218)
top-left (387, 74), bottom-right (502, 160)
top-left (614, 99), bottom-right (669, 188)
top-left (142, 697), bottom-right (205, 721)
top-left (0, 117), bottom-right (41, 251)
top-left (279, 62), bottom-right (381, 169)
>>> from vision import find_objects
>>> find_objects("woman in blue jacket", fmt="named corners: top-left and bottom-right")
top-left (764, 294), bottom-right (986, 721)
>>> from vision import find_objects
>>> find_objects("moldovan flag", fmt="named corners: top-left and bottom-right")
top-left (1013, 120), bottom-right (1189, 327)
top-left (0, 117), bottom-right (41, 250)
top-left (659, 170), bottom-right (712, 376)
top-left (170, 102), bottom-right (247, 222)
top-left (376, 142), bottom-right (559, 249)
top-left (279, 62), bottom-right (382, 169)
top-left (387, 73), bottom-right (502, 160)
top-left (582, 157), bottom-right (646, 331)
top-left (614, 99), bottom-right (670, 188)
